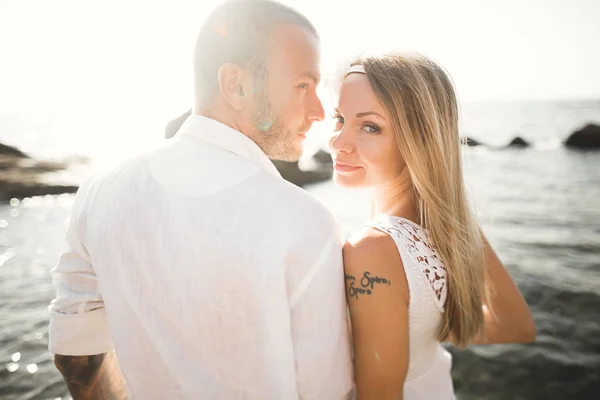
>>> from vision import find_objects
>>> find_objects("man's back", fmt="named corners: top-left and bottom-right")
top-left (49, 115), bottom-right (354, 399)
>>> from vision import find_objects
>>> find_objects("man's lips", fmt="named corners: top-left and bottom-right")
top-left (298, 123), bottom-right (312, 137)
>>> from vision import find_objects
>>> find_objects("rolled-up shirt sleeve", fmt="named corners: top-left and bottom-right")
top-left (48, 179), bottom-right (114, 356)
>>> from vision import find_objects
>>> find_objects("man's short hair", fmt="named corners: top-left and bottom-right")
top-left (194, 0), bottom-right (318, 105)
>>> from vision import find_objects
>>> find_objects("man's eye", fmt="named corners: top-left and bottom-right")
top-left (298, 83), bottom-right (309, 89)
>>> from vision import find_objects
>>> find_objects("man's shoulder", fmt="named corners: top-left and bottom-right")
top-left (74, 145), bottom-right (162, 203)
top-left (91, 140), bottom-right (173, 183)
top-left (270, 177), bottom-right (338, 226)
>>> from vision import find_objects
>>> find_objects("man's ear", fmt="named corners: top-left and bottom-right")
top-left (217, 63), bottom-right (250, 111)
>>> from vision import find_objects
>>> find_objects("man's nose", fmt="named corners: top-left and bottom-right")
top-left (306, 92), bottom-right (325, 122)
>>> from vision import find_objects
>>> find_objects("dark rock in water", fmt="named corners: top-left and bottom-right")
top-left (271, 160), bottom-right (331, 187)
top-left (312, 149), bottom-right (333, 165)
top-left (165, 109), bottom-right (192, 139)
top-left (274, 148), bottom-right (333, 187)
top-left (0, 144), bottom-right (83, 201)
top-left (565, 124), bottom-right (600, 149)
top-left (164, 111), bottom-right (332, 187)
top-left (506, 136), bottom-right (530, 148)
top-left (0, 182), bottom-right (79, 201)
top-left (0, 142), bottom-right (29, 158)
top-left (461, 136), bottom-right (484, 147)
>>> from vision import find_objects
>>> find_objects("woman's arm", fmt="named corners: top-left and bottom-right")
top-left (446, 234), bottom-right (536, 346)
top-left (344, 229), bottom-right (410, 400)
top-left (473, 235), bottom-right (536, 344)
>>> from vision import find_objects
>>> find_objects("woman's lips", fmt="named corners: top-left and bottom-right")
top-left (333, 161), bottom-right (360, 172)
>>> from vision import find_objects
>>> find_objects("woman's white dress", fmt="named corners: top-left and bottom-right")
top-left (363, 215), bottom-right (456, 400)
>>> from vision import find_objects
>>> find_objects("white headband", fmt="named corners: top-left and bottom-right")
top-left (344, 64), bottom-right (366, 77)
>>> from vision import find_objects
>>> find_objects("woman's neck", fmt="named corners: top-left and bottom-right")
top-left (371, 167), bottom-right (419, 223)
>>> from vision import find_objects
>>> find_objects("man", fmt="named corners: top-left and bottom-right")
top-left (48, 1), bottom-right (354, 399)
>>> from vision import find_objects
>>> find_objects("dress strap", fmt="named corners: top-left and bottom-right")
top-left (364, 216), bottom-right (447, 311)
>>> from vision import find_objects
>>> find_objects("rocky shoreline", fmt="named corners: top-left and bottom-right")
top-left (1, 120), bottom-right (598, 202)
top-left (462, 123), bottom-right (600, 149)
top-left (0, 144), bottom-right (83, 202)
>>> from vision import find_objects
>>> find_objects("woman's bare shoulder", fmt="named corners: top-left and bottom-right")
top-left (343, 226), bottom-right (408, 303)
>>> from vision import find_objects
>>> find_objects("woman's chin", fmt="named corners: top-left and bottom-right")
top-left (332, 174), bottom-right (363, 188)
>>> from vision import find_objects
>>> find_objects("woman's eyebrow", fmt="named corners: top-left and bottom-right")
top-left (355, 111), bottom-right (384, 119)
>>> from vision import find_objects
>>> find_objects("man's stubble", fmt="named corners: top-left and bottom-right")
top-left (252, 90), bottom-right (303, 162)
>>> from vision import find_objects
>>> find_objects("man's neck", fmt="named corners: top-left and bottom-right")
top-left (195, 104), bottom-right (245, 137)
top-left (195, 102), bottom-right (268, 160)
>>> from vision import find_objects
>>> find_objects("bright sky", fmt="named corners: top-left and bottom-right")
top-left (0, 0), bottom-right (599, 158)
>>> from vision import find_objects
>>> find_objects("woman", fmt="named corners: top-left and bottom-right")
top-left (330, 54), bottom-right (536, 399)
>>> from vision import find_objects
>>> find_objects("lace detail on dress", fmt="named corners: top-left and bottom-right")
top-left (366, 216), bottom-right (447, 311)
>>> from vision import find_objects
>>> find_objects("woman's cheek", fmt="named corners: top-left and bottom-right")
top-left (358, 135), bottom-right (386, 169)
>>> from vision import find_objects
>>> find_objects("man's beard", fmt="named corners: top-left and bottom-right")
top-left (252, 92), bottom-right (302, 162)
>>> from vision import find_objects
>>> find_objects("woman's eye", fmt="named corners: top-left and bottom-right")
top-left (332, 114), bottom-right (344, 131)
top-left (363, 124), bottom-right (381, 133)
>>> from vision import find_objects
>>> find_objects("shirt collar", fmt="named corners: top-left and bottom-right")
top-left (176, 114), bottom-right (281, 178)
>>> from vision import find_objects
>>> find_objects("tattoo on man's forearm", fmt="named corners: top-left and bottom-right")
top-left (55, 351), bottom-right (127, 400)
top-left (345, 271), bottom-right (392, 300)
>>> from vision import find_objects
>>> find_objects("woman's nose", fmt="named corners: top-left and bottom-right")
top-left (329, 128), bottom-right (353, 154)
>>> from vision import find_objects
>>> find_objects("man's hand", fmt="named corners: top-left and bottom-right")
top-left (54, 350), bottom-right (127, 400)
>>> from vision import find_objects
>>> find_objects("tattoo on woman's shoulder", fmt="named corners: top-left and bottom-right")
top-left (345, 271), bottom-right (391, 300)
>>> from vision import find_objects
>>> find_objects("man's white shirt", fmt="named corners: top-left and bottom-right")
top-left (48, 114), bottom-right (354, 399)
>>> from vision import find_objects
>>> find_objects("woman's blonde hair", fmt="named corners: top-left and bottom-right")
top-left (356, 53), bottom-right (488, 347)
